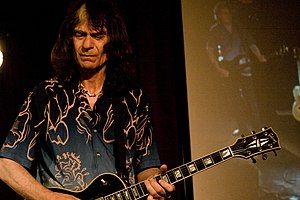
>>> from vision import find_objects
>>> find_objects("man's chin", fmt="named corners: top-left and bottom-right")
top-left (79, 63), bottom-right (107, 74)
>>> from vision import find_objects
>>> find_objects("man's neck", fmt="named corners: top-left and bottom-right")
top-left (80, 66), bottom-right (106, 95)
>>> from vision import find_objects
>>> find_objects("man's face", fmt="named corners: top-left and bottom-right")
top-left (218, 8), bottom-right (232, 24)
top-left (73, 18), bottom-right (109, 70)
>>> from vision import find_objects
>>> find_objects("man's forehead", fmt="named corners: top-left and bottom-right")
top-left (75, 21), bottom-right (107, 33)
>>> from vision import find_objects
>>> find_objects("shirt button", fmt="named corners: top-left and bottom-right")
top-left (93, 129), bottom-right (97, 133)
top-left (96, 152), bottom-right (101, 157)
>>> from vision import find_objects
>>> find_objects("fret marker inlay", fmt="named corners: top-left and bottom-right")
top-left (161, 174), bottom-right (169, 183)
top-left (203, 157), bottom-right (213, 166)
top-left (188, 164), bottom-right (197, 173)
top-left (174, 170), bottom-right (182, 179)
top-left (221, 149), bottom-right (231, 158)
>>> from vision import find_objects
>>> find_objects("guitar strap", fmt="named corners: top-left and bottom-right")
top-left (112, 97), bottom-right (129, 182)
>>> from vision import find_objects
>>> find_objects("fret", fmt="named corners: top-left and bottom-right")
top-left (141, 183), bottom-right (148, 195)
top-left (187, 163), bottom-right (197, 174)
top-left (180, 165), bottom-right (190, 177)
top-left (123, 190), bottom-right (131, 200)
top-left (128, 187), bottom-right (137, 200)
top-left (211, 151), bottom-right (223, 163)
top-left (161, 173), bottom-right (170, 183)
top-left (136, 183), bottom-right (145, 197)
top-left (195, 159), bottom-right (205, 171)
top-left (167, 171), bottom-right (176, 183)
top-left (131, 186), bottom-right (139, 199)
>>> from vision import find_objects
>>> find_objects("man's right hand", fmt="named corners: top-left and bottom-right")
top-left (0, 158), bottom-right (80, 200)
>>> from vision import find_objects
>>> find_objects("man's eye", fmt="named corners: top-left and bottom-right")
top-left (73, 31), bottom-right (85, 38)
top-left (91, 33), bottom-right (105, 40)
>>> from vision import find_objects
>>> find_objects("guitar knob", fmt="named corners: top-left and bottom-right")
top-left (251, 131), bottom-right (256, 134)
top-left (261, 127), bottom-right (268, 131)
top-left (251, 157), bottom-right (257, 163)
top-left (273, 150), bottom-right (278, 156)
top-left (100, 178), bottom-right (108, 186)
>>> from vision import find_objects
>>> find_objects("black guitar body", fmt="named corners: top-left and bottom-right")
top-left (50, 173), bottom-right (126, 200)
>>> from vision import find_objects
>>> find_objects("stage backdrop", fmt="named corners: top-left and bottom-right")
top-left (181, 0), bottom-right (300, 199)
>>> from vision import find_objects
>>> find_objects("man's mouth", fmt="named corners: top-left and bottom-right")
top-left (80, 55), bottom-right (96, 61)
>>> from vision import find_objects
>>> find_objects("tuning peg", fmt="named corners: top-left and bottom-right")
top-left (262, 154), bottom-right (268, 160)
top-left (273, 150), bottom-right (278, 156)
top-left (251, 157), bottom-right (257, 163)
top-left (261, 127), bottom-right (268, 131)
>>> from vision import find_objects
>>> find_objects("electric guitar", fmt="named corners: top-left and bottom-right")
top-left (219, 45), bottom-right (290, 78)
top-left (49, 127), bottom-right (280, 200)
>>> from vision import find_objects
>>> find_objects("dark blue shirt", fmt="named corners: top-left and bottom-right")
top-left (0, 78), bottom-right (161, 191)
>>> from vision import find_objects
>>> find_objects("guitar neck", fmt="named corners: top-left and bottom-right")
top-left (104, 146), bottom-right (234, 200)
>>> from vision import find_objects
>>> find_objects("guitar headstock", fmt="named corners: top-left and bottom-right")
top-left (230, 127), bottom-right (281, 161)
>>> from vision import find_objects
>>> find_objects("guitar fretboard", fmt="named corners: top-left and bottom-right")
top-left (103, 147), bottom-right (233, 200)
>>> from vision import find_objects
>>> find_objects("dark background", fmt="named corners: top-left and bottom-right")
top-left (0, 0), bottom-right (191, 199)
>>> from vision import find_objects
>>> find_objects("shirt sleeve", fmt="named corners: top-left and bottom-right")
top-left (0, 85), bottom-right (47, 169)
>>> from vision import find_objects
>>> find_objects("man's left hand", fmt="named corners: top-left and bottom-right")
top-left (143, 164), bottom-right (175, 199)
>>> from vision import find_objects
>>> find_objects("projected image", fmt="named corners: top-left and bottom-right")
top-left (182, 0), bottom-right (300, 199)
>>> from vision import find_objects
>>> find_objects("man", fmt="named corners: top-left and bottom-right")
top-left (0, 0), bottom-right (175, 199)
top-left (206, 1), bottom-right (266, 135)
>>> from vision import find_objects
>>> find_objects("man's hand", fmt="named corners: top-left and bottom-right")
top-left (142, 164), bottom-right (175, 200)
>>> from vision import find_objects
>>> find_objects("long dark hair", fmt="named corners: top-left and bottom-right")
top-left (51, 0), bottom-right (137, 95)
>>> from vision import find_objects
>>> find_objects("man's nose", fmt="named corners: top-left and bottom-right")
top-left (82, 36), bottom-right (94, 50)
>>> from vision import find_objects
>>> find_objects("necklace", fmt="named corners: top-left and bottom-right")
top-left (79, 83), bottom-right (102, 98)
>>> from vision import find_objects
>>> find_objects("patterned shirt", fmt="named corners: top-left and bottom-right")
top-left (0, 78), bottom-right (161, 191)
